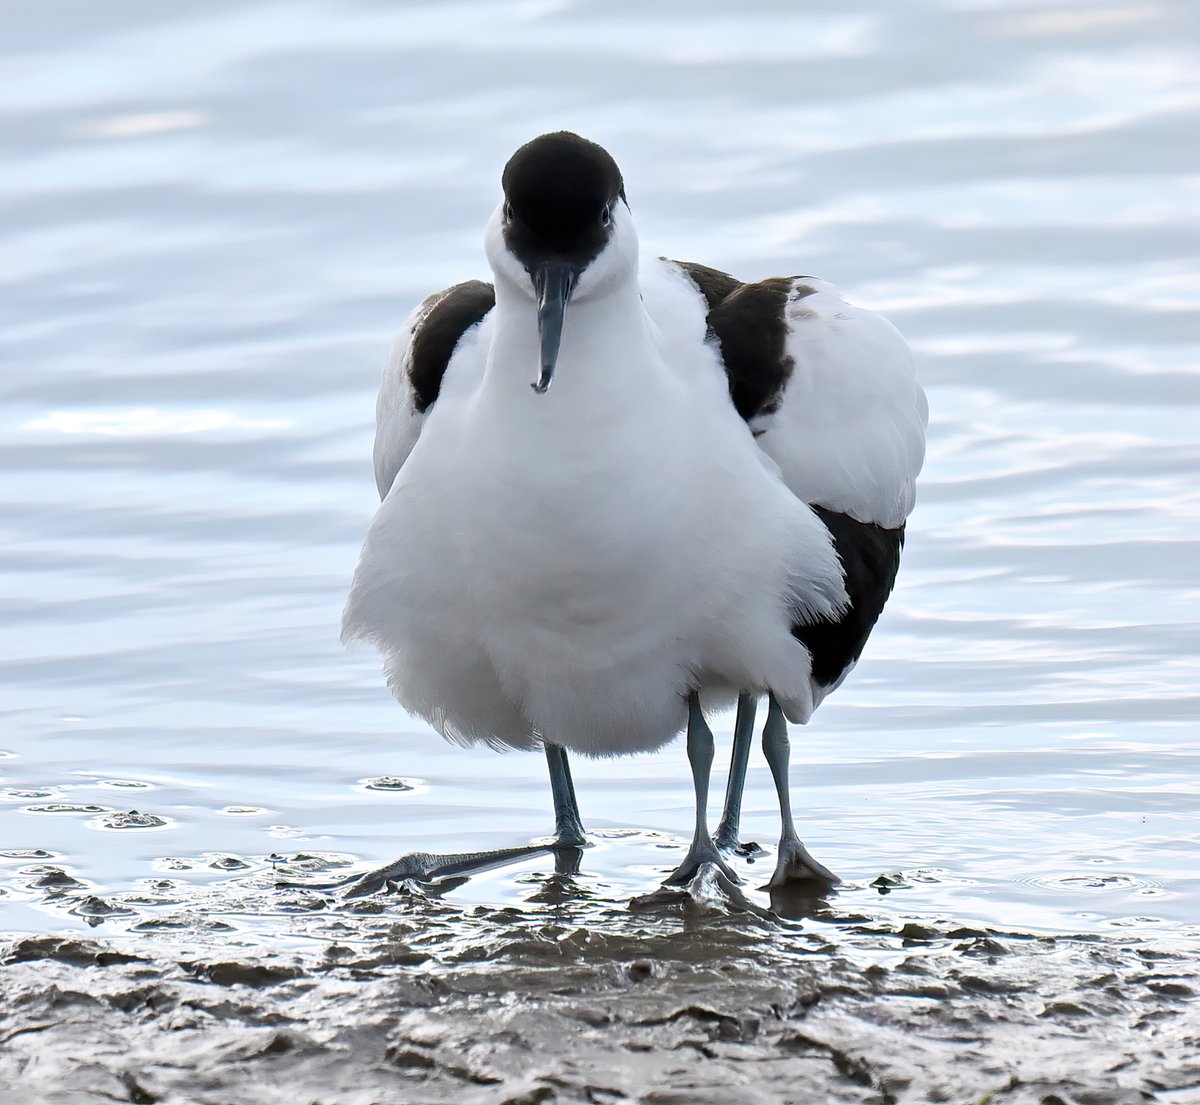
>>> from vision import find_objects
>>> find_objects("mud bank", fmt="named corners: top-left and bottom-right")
top-left (2, 895), bottom-right (1197, 1105)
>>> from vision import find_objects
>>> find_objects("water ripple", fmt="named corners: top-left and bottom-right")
top-left (1, 0), bottom-right (1197, 941)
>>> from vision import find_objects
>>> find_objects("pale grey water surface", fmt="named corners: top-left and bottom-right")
top-left (2, 0), bottom-right (1200, 945)
top-left (2, 0), bottom-right (1199, 967)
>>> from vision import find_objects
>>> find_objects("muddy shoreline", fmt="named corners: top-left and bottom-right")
top-left (3, 891), bottom-right (1197, 1105)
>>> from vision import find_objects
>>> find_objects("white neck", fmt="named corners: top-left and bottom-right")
top-left (485, 275), bottom-right (657, 406)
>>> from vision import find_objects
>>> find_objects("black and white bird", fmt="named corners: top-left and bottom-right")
top-left (343, 132), bottom-right (926, 893)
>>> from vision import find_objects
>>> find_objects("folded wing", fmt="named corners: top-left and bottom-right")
top-left (372, 279), bottom-right (495, 500)
top-left (662, 259), bottom-right (928, 704)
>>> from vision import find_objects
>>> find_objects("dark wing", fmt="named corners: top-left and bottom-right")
top-left (673, 260), bottom-right (795, 426)
top-left (794, 508), bottom-right (904, 691)
top-left (671, 259), bottom-right (925, 696)
top-left (373, 280), bottom-right (494, 499)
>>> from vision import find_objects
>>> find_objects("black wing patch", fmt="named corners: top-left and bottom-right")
top-left (673, 259), bottom-right (741, 311)
top-left (673, 260), bottom-right (804, 424)
top-left (795, 508), bottom-right (905, 688)
top-left (675, 259), bottom-right (903, 691)
top-left (409, 280), bottom-right (496, 413)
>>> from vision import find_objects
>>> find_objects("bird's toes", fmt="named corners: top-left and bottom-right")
top-left (665, 849), bottom-right (743, 887)
top-left (341, 851), bottom-right (444, 898)
top-left (761, 838), bottom-right (840, 892)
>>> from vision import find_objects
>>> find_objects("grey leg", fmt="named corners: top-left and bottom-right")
top-left (545, 742), bottom-right (587, 847)
top-left (664, 693), bottom-right (741, 885)
top-left (713, 692), bottom-right (759, 852)
top-left (341, 741), bottom-right (587, 898)
top-left (762, 694), bottom-right (839, 889)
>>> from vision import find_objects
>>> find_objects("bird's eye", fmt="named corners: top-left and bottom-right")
top-left (504, 202), bottom-right (514, 223)
top-left (600, 204), bottom-right (612, 228)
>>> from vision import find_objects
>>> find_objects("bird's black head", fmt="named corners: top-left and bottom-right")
top-left (501, 131), bottom-right (625, 263)
top-left (500, 132), bottom-right (627, 393)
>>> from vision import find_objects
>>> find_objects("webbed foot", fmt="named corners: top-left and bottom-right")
top-left (763, 836), bottom-right (840, 891)
top-left (664, 837), bottom-right (742, 886)
top-left (344, 845), bottom-right (550, 898)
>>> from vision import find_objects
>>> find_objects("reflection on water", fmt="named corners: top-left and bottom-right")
top-left (2, 0), bottom-right (1198, 945)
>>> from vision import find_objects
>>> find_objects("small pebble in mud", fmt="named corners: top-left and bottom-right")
top-left (131, 913), bottom-right (236, 933)
top-left (23, 802), bottom-right (110, 815)
top-left (275, 853), bottom-right (354, 874)
top-left (362, 776), bottom-right (416, 792)
top-left (626, 959), bottom-right (659, 982)
top-left (27, 866), bottom-right (86, 890)
top-left (69, 896), bottom-right (136, 921)
top-left (122, 893), bottom-right (184, 907)
top-left (96, 809), bottom-right (170, 831)
top-left (275, 893), bottom-right (328, 913)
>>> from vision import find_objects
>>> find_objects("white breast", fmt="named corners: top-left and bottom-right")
top-left (343, 281), bottom-right (847, 755)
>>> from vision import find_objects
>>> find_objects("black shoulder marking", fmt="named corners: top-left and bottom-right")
top-left (673, 259), bottom-right (742, 311)
top-left (794, 508), bottom-right (905, 688)
top-left (408, 280), bottom-right (495, 414)
top-left (704, 277), bottom-right (795, 422)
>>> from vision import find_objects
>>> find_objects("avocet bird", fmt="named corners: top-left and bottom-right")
top-left (343, 132), bottom-right (926, 894)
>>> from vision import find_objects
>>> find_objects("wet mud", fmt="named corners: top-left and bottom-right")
top-left (2, 878), bottom-right (1197, 1105)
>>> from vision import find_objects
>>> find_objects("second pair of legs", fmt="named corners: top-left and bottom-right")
top-left (348, 690), bottom-right (836, 898)
top-left (651, 690), bottom-right (837, 890)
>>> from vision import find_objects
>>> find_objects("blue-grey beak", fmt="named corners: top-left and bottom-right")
top-left (532, 262), bottom-right (579, 394)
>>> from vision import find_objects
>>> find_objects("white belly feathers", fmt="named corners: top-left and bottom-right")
top-left (343, 294), bottom-right (846, 755)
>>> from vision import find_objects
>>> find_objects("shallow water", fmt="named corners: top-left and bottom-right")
top-left (3, 0), bottom-right (1199, 965)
